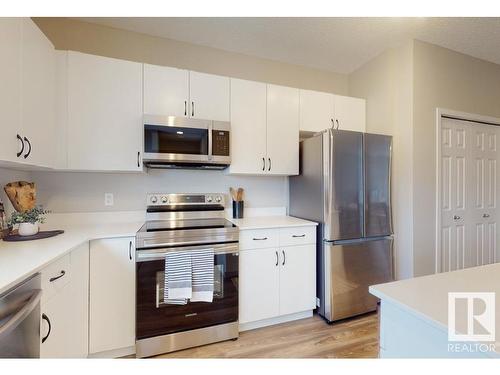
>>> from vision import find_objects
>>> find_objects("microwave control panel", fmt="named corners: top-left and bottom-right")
top-left (212, 130), bottom-right (230, 156)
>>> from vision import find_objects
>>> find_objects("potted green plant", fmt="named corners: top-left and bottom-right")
top-left (8, 206), bottom-right (50, 236)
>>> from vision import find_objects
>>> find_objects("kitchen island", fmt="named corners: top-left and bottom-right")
top-left (370, 263), bottom-right (500, 358)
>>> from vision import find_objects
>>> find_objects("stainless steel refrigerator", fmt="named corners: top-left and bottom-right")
top-left (289, 129), bottom-right (393, 323)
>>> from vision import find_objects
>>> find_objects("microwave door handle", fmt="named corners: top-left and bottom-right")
top-left (208, 122), bottom-right (213, 160)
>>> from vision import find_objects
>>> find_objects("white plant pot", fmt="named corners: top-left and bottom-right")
top-left (18, 223), bottom-right (39, 236)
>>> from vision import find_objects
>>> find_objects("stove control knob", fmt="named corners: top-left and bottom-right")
top-left (206, 196), bottom-right (213, 203)
top-left (161, 196), bottom-right (168, 203)
top-left (150, 196), bottom-right (158, 204)
top-left (215, 196), bottom-right (222, 203)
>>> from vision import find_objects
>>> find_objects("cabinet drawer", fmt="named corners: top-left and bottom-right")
top-left (239, 228), bottom-right (279, 250)
top-left (41, 254), bottom-right (71, 302)
top-left (279, 226), bottom-right (316, 247)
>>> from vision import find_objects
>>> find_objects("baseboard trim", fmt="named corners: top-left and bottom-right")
top-left (88, 345), bottom-right (136, 359)
top-left (239, 310), bottom-right (313, 332)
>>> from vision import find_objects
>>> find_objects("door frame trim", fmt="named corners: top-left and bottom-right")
top-left (435, 108), bottom-right (500, 273)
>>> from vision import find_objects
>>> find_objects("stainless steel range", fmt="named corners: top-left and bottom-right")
top-left (135, 193), bottom-right (239, 358)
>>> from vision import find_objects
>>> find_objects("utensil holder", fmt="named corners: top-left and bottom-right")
top-left (232, 200), bottom-right (244, 219)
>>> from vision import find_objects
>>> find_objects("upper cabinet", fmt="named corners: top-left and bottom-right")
top-left (143, 64), bottom-right (189, 117)
top-left (143, 65), bottom-right (230, 122)
top-left (333, 95), bottom-right (366, 133)
top-left (299, 89), bottom-right (335, 132)
top-left (266, 84), bottom-right (300, 175)
top-left (299, 90), bottom-right (366, 133)
top-left (228, 80), bottom-right (299, 176)
top-left (189, 71), bottom-right (230, 121)
top-left (0, 18), bottom-right (56, 167)
top-left (65, 51), bottom-right (143, 171)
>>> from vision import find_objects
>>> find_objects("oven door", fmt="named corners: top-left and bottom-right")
top-left (136, 243), bottom-right (239, 341)
top-left (143, 116), bottom-right (212, 163)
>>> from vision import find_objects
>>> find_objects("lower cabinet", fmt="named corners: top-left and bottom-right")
top-left (239, 226), bottom-right (316, 329)
top-left (89, 237), bottom-right (135, 356)
top-left (40, 242), bottom-right (89, 358)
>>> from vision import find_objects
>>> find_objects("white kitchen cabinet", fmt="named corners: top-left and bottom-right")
top-left (0, 18), bottom-right (22, 164)
top-left (278, 244), bottom-right (316, 316)
top-left (239, 248), bottom-right (280, 324)
top-left (189, 71), bottom-right (230, 121)
top-left (89, 237), bottom-right (135, 355)
top-left (40, 242), bottom-right (89, 358)
top-left (299, 89), bottom-right (335, 132)
top-left (333, 95), bottom-right (366, 132)
top-left (228, 78), bottom-right (268, 174)
top-left (239, 225), bottom-right (316, 330)
top-left (66, 51), bottom-right (143, 171)
top-left (21, 18), bottom-right (56, 168)
top-left (266, 84), bottom-right (300, 175)
top-left (143, 64), bottom-right (189, 117)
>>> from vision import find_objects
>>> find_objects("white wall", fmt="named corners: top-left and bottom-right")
top-left (30, 169), bottom-right (286, 213)
top-left (349, 41), bottom-right (414, 280)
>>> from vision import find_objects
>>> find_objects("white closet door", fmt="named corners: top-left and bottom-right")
top-left (440, 118), bottom-right (469, 272)
top-left (470, 124), bottom-right (499, 266)
top-left (440, 118), bottom-right (500, 272)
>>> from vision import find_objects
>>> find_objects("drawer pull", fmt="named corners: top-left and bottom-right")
top-left (292, 234), bottom-right (306, 238)
top-left (49, 270), bottom-right (66, 282)
top-left (252, 237), bottom-right (268, 241)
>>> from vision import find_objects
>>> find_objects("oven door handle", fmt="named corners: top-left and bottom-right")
top-left (136, 243), bottom-right (239, 262)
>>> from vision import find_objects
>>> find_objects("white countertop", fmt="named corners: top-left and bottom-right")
top-left (0, 220), bottom-right (143, 295)
top-left (229, 215), bottom-right (318, 230)
top-left (370, 263), bottom-right (500, 353)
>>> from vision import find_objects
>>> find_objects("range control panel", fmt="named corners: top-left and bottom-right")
top-left (147, 193), bottom-right (224, 206)
top-left (212, 130), bottom-right (230, 156)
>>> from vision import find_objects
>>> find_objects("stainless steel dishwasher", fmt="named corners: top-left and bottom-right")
top-left (0, 274), bottom-right (42, 358)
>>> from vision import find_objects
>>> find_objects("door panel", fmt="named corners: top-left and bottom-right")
top-left (189, 71), bottom-right (230, 122)
top-left (239, 248), bottom-right (279, 324)
top-left (364, 133), bottom-right (393, 237)
top-left (326, 130), bottom-right (364, 241)
top-left (324, 238), bottom-right (393, 322)
top-left (279, 245), bottom-right (316, 315)
top-left (299, 89), bottom-right (334, 132)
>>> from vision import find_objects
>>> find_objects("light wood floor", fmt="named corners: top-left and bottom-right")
top-left (155, 312), bottom-right (379, 359)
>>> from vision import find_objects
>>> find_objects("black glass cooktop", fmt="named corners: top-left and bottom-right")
top-left (139, 218), bottom-right (236, 233)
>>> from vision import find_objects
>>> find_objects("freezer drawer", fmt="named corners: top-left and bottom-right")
top-left (322, 237), bottom-right (393, 322)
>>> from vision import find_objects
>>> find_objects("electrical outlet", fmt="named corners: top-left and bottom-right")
top-left (104, 193), bottom-right (114, 206)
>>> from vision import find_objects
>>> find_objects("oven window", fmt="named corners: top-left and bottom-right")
top-left (144, 125), bottom-right (208, 155)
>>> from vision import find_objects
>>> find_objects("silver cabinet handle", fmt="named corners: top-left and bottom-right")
top-left (49, 270), bottom-right (66, 282)
top-left (282, 250), bottom-right (286, 266)
top-left (129, 241), bottom-right (133, 261)
top-left (453, 215), bottom-right (461, 220)
top-left (292, 234), bottom-right (305, 238)
top-left (483, 214), bottom-right (490, 218)
top-left (253, 237), bottom-right (268, 241)
top-left (275, 251), bottom-right (279, 266)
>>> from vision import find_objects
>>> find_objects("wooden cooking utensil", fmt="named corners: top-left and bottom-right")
top-left (237, 188), bottom-right (244, 202)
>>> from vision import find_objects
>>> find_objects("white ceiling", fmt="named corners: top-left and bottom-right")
top-left (79, 17), bottom-right (500, 74)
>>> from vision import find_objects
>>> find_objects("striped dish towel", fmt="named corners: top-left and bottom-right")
top-left (164, 251), bottom-right (192, 303)
top-left (190, 248), bottom-right (215, 303)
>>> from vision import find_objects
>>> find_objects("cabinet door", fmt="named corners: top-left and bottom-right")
top-left (0, 18), bottom-right (22, 163)
top-left (89, 237), bottom-right (135, 354)
top-left (228, 78), bottom-right (267, 174)
top-left (67, 52), bottom-right (143, 171)
top-left (266, 84), bottom-right (300, 175)
top-left (279, 245), bottom-right (316, 316)
top-left (143, 64), bottom-right (189, 117)
top-left (21, 18), bottom-right (56, 167)
top-left (189, 71), bottom-right (230, 121)
top-left (299, 89), bottom-right (335, 132)
top-left (239, 248), bottom-right (280, 324)
top-left (40, 242), bottom-right (89, 358)
top-left (333, 95), bottom-right (366, 132)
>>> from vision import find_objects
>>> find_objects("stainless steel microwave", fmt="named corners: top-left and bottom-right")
top-left (142, 115), bottom-right (230, 170)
